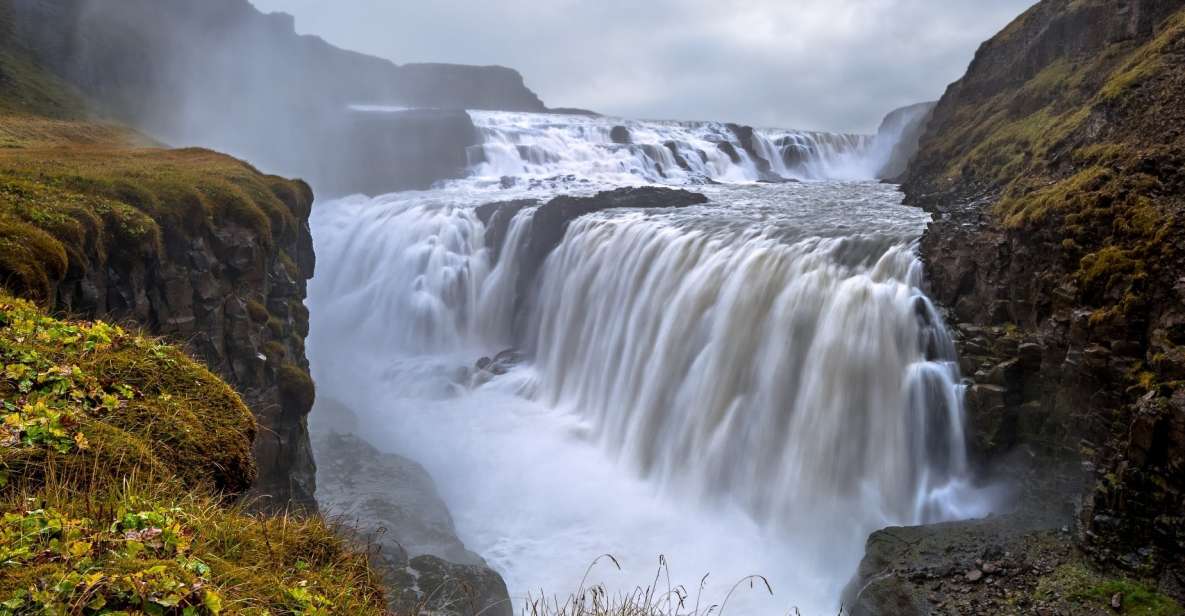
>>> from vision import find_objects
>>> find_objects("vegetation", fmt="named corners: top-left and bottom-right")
top-left (1034, 563), bottom-right (1182, 616)
top-left (0, 296), bottom-right (256, 494)
top-left (912, 2), bottom-right (1185, 364)
top-left (0, 26), bottom-right (388, 613)
top-left (0, 296), bottom-right (388, 614)
top-left (0, 115), bottom-right (313, 303)
top-left (520, 556), bottom-right (786, 616)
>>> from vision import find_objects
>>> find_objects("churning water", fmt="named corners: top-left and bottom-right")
top-left (307, 111), bottom-right (994, 614)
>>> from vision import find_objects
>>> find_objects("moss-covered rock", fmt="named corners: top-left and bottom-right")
top-left (904, 0), bottom-right (1185, 600)
top-left (0, 488), bottom-right (388, 615)
top-left (0, 295), bottom-right (256, 495)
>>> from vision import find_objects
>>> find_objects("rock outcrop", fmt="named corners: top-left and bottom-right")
top-left (52, 170), bottom-right (319, 511)
top-left (476, 187), bottom-right (709, 336)
top-left (313, 401), bottom-right (513, 616)
top-left (900, 0), bottom-right (1185, 602)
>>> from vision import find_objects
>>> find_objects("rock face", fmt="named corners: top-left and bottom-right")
top-left (46, 175), bottom-right (319, 511)
top-left (522, 187), bottom-right (709, 278)
top-left (726, 123), bottom-right (784, 182)
top-left (475, 187), bottom-right (708, 341)
top-left (903, 0), bottom-right (1185, 599)
top-left (874, 101), bottom-right (935, 180)
top-left (314, 425), bottom-right (512, 616)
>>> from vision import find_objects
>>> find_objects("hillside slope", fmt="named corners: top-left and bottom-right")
top-left (906, 0), bottom-right (1185, 597)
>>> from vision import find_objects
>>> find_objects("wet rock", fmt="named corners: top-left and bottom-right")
top-left (609, 125), bottom-right (632, 144)
top-left (383, 555), bottom-right (513, 616)
top-left (48, 186), bottom-right (318, 511)
top-left (472, 349), bottom-right (526, 386)
top-left (314, 427), bottom-right (513, 616)
top-left (475, 199), bottom-right (539, 261)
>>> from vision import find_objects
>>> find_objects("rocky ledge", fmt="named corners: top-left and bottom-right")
top-left (313, 401), bottom-right (513, 616)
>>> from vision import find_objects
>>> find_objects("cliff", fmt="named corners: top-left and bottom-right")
top-left (886, 0), bottom-right (1185, 608)
top-left (0, 296), bottom-right (389, 613)
top-left (6, 0), bottom-right (544, 194)
top-left (1, 9), bottom-right (320, 511)
top-left (874, 101), bottom-right (935, 180)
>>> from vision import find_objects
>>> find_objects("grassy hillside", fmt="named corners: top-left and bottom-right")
top-left (0, 296), bottom-right (386, 614)
top-left (0, 13), bottom-right (390, 614)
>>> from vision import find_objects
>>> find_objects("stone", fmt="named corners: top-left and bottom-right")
top-left (609, 125), bottom-right (632, 144)
top-left (314, 426), bottom-right (513, 616)
top-left (966, 569), bottom-right (984, 582)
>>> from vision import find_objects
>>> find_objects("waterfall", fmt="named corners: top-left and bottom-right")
top-left (308, 152), bottom-right (993, 613)
top-left (526, 215), bottom-right (977, 531)
top-left (465, 111), bottom-right (883, 185)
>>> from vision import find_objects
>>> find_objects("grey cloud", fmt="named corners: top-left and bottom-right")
top-left (249, 0), bottom-right (1036, 132)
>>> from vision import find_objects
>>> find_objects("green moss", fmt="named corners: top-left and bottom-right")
top-left (290, 300), bottom-right (310, 338)
top-left (0, 488), bottom-right (387, 615)
top-left (0, 296), bottom-right (256, 494)
top-left (0, 218), bottom-right (67, 303)
top-left (277, 364), bottom-right (315, 414)
top-left (1035, 563), bottom-right (1182, 616)
top-left (263, 341), bottom-right (287, 364)
top-left (246, 300), bottom-right (269, 324)
top-left (267, 316), bottom-right (287, 338)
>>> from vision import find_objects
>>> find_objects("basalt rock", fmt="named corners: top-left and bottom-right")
top-left (609, 125), bottom-right (632, 144)
top-left (315, 425), bottom-right (513, 616)
top-left (904, 0), bottom-right (1185, 597)
top-left (47, 175), bottom-right (319, 511)
top-left (475, 187), bottom-right (709, 341)
top-left (475, 198), bottom-right (539, 261)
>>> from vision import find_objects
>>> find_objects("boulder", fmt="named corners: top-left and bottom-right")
top-left (609, 125), bottom-right (632, 144)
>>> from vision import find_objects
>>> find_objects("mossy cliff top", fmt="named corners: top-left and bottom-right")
top-left (0, 296), bottom-right (388, 614)
top-left (0, 113), bottom-right (314, 305)
top-left (906, 0), bottom-right (1185, 303)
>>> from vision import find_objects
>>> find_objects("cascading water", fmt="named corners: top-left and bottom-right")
top-left (528, 216), bottom-right (980, 531)
top-left (307, 112), bottom-right (996, 614)
top-left (466, 111), bottom-right (880, 185)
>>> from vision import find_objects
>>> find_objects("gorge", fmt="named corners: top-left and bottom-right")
top-left (1, 0), bottom-right (1183, 614)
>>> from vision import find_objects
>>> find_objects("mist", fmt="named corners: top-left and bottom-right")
top-left (251, 0), bottom-right (1038, 133)
top-left (10, 0), bottom-right (545, 195)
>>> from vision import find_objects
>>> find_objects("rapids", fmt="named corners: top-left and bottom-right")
top-left (307, 111), bottom-right (995, 614)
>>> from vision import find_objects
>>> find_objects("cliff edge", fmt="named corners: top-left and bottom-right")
top-left (863, 0), bottom-right (1185, 611)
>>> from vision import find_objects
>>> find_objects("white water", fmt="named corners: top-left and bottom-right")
top-left (468, 111), bottom-right (880, 185)
top-left (307, 113), bottom-right (995, 614)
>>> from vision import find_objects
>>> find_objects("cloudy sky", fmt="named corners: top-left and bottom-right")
top-left (249, 0), bottom-right (1036, 133)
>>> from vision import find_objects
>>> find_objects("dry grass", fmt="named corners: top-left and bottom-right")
top-left (519, 555), bottom-right (840, 616)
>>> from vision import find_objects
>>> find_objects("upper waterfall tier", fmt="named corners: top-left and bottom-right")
top-left (466, 111), bottom-right (891, 185)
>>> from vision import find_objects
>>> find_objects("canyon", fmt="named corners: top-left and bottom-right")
top-left (1, 0), bottom-right (1183, 614)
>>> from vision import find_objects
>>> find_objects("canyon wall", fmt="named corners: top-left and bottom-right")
top-left (906, 0), bottom-right (1185, 593)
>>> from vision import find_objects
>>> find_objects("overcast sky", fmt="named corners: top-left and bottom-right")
top-left (249, 0), bottom-right (1035, 133)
